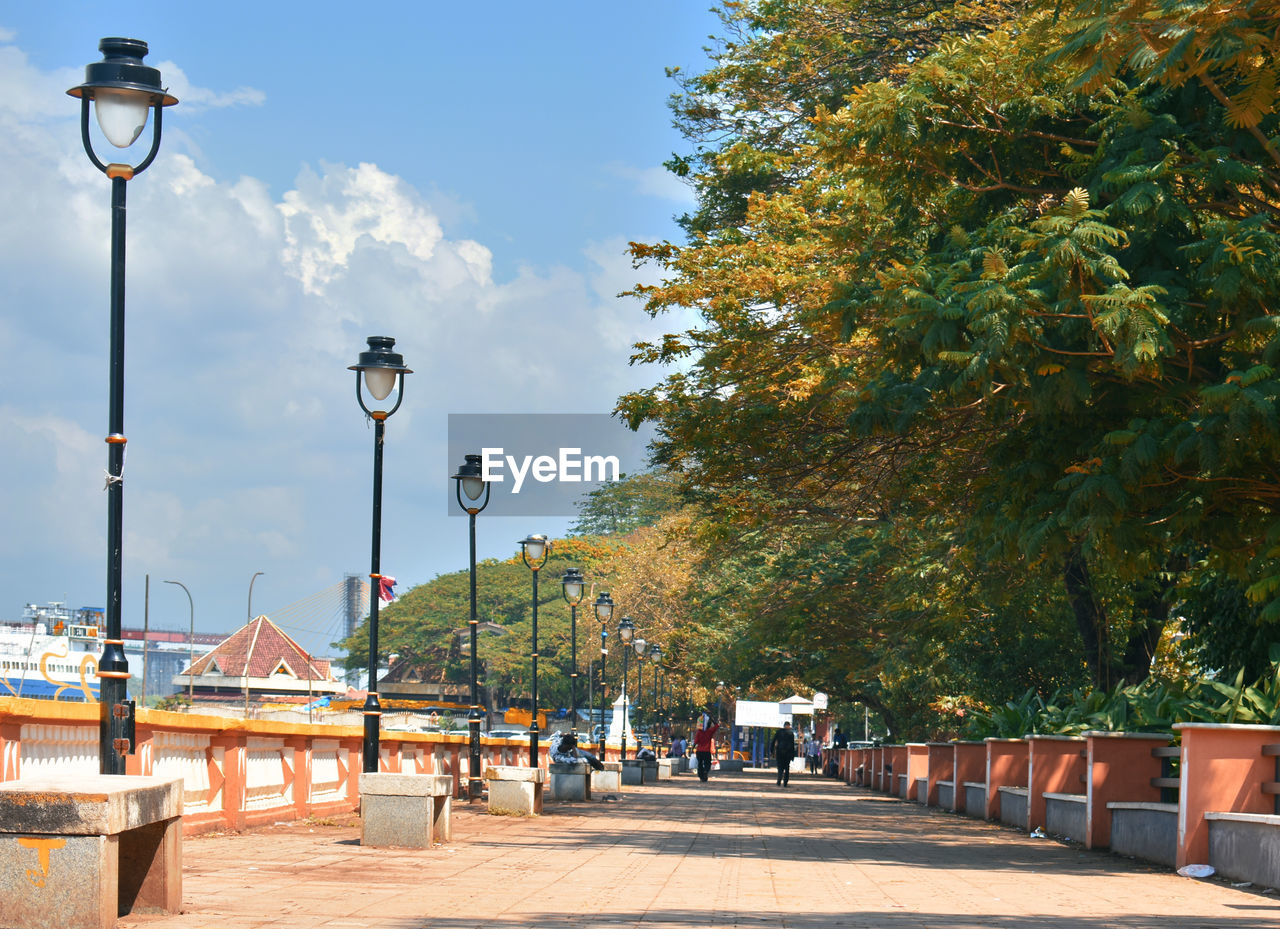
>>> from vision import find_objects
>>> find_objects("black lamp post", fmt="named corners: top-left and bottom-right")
top-left (560, 568), bottom-right (584, 735)
top-left (649, 643), bottom-right (662, 750)
top-left (594, 592), bottom-right (613, 759)
top-left (350, 336), bottom-right (411, 774)
top-left (618, 616), bottom-right (635, 758)
top-left (452, 453), bottom-right (490, 801)
top-left (519, 534), bottom-right (551, 767)
top-left (69, 38), bottom-right (177, 775)
top-left (633, 636), bottom-right (647, 732)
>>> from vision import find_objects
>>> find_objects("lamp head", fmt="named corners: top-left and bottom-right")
top-left (634, 637), bottom-right (646, 657)
top-left (68, 38), bottom-right (177, 148)
top-left (519, 533), bottom-right (550, 569)
top-left (593, 591), bottom-right (614, 623)
top-left (349, 336), bottom-right (412, 403)
top-left (451, 453), bottom-right (487, 502)
top-left (618, 615), bottom-right (635, 643)
top-left (561, 568), bottom-right (585, 605)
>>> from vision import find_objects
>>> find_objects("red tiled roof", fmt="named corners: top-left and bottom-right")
top-left (187, 616), bottom-right (335, 681)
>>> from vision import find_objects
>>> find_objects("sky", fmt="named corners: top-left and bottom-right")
top-left (0, 2), bottom-right (721, 658)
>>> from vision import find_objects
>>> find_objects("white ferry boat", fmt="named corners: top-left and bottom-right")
top-left (0, 603), bottom-right (101, 702)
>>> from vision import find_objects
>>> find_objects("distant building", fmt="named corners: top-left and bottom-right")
top-left (175, 615), bottom-right (344, 703)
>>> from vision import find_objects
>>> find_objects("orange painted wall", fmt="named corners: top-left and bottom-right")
top-left (985, 739), bottom-right (1028, 821)
top-left (926, 743), bottom-right (954, 807)
top-left (1027, 736), bottom-right (1085, 831)
top-left (1084, 731), bottom-right (1169, 849)
top-left (1176, 723), bottom-right (1280, 867)
top-left (952, 742), bottom-right (986, 813)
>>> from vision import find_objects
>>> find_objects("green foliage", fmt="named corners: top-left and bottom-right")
top-left (613, 0), bottom-right (1280, 734)
top-left (964, 648), bottom-right (1280, 738)
top-left (337, 536), bottom-right (621, 712)
top-left (569, 471), bottom-right (685, 537)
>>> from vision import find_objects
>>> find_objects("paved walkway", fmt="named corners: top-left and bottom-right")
top-left (120, 768), bottom-right (1280, 929)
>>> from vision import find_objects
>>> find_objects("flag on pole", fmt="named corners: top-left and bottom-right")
top-left (378, 575), bottom-right (397, 602)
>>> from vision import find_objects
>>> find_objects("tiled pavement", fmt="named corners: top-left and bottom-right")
top-left (119, 768), bottom-right (1280, 928)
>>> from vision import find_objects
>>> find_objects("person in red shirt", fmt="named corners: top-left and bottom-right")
top-left (693, 713), bottom-right (720, 782)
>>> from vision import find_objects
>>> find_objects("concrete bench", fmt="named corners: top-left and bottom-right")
top-left (548, 763), bottom-right (591, 801)
top-left (1044, 792), bottom-right (1086, 843)
top-left (656, 758), bottom-right (675, 780)
top-left (1207, 811), bottom-right (1280, 890)
top-left (486, 765), bottom-right (545, 816)
top-left (0, 773), bottom-right (182, 929)
top-left (359, 772), bottom-right (453, 847)
top-left (620, 759), bottom-right (646, 786)
top-left (591, 761), bottom-right (622, 794)
top-left (1108, 801), bottom-right (1177, 867)
top-left (998, 786), bottom-right (1028, 829)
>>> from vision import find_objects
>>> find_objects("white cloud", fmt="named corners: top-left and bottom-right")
top-left (152, 61), bottom-right (265, 111)
top-left (0, 37), bottom-right (686, 653)
top-left (606, 161), bottom-right (696, 204)
top-left (278, 161), bottom-right (491, 296)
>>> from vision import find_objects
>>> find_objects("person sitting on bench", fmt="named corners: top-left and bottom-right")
top-left (551, 731), bottom-right (605, 770)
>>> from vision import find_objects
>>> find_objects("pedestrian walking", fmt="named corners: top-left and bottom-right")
top-left (805, 733), bottom-right (822, 774)
top-left (693, 713), bottom-right (719, 782)
top-left (769, 720), bottom-right (797, 786)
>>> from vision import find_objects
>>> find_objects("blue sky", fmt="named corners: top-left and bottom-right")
top-left (0, 3), bottom-right (720, 657)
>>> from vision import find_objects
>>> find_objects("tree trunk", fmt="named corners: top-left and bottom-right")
top-left (1119, 579), bottom-right (1172, 685)
top-left (1063, 545), bottom-right (1111, 690)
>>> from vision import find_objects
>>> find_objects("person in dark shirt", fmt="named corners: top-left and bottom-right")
top-left (769, 720), bottom-right (797, 787)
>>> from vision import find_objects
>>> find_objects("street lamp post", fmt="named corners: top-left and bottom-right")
top-left (561, 568), bottom-right (584, 735)
top-left (452, 453), bottom-right (490, 802)
top-left (594, 593), bottom-right (613, 759)
top-left (247, 571), bottom-right (264, 621)
top-left (69, 38), bottom-right (178, 775)
top-left (618, 616), bottom-right (635, 758)
top-left (350, 336), bottom-right (411, 774)
top-left (519, 534), bottom-right (551, 767)
top-left (163, 580), bottom-right (194, 703)
top-left (649, 644), bottom-right (662, 750)
top-left (633, 637), bottom-right (646, 733)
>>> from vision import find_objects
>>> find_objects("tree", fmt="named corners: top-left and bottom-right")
top-left (569, 470), bottom-right (684, 536)
top-left (621, 0), bottom-right (1280, 723)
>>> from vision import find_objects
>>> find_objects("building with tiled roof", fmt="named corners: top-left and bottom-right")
top-left (173, 615), bottom-right (345, 703)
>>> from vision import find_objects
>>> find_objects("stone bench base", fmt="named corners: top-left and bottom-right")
top-left (548, 763), bottom-right (592, 801)
top-left (591, 762), bottom-right (622, 794)
top-left (0, 774), bottom-right (183, 929)
top-left (486, 765), bottom-right (546, 816)
top-left (621, 759), bottom-right (646, 785)
top-left (359, 773), bottom-right (453, 847)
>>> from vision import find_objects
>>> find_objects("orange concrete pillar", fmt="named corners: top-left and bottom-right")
top-left (1176, 722), bottom-right (1280, 867)
top-left (905, 744), bottom-right (928, 800)
top-left (125, 723), bottom-right (152, 776)
top-left (1084, 731), bottom-right (1169, 849)
top-left (0, 721), bottom-right (19, 781)
top-left (926, 742), bottom-right (954, 807)
top-left (288, 736), bottom-right (310, 819)
top-left (985, 739), bottom-right (1028, 821)
top-left (213, 733), bottom-right (246, 831)
top-left (1027, 735), bottom-right (1086, 831)
top-left (952, 742), bottom-right (986, 812)
top-left (887, 746), bottom-right (907, 796)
